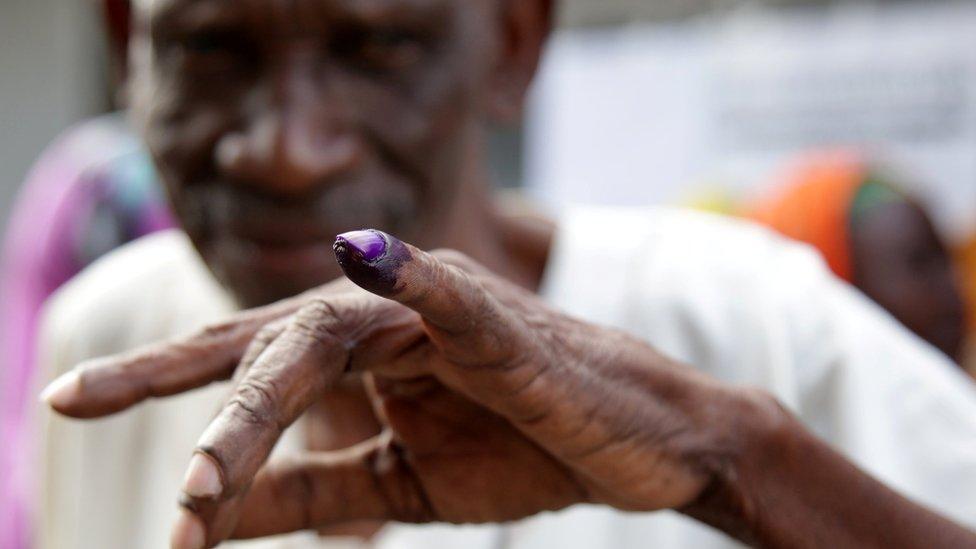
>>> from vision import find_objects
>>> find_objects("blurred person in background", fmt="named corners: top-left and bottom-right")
top-left (957, 238), bottom-right (976, 377)
top-left (31, 1), bottom-right (976, 549)
top-left (0, 1), bottom-right (173, 547)
top-left (747, 152), bottom-right (967, 364)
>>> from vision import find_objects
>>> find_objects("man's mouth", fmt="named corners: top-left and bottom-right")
top-left (223, 215), bottom-right (343, 245)
top-left (216, 226), bottom-right (342, 274)
top-left (193, 177), bottom-right (421, 280)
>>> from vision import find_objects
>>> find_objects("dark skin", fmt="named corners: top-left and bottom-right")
top-left (40, 0), bottom-right (976, 548)
top-left (44, 235), bottom-right (976, 549)
top-left (129, 0), bottom-right (546, 306)
top-left (851, 199), bottom-right (966, 362)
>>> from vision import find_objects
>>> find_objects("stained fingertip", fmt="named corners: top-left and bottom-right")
top-left (336, 232), bottom-right (500, 341)
top-left (334, 230), bottom-right (412, 296)
top-left (335, 229), bottom-right (389, 263)
top-left (183, 452), bottom-right (224, 499)
top-left (40, 370), bottom-right (81, 411)
top-left (171, 509), bottom-right (206, 549)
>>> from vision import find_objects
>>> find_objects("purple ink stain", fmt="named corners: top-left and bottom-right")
top-left (334, 229), bottom-right (412, 296)
top-left (335, 229), bottom-right (388, 262)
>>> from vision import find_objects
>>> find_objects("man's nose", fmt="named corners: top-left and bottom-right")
top-left (215, 67), bottom-right (362, 195)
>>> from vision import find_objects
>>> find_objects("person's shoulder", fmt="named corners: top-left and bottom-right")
top-left (47, 229), bottom-right (212, 314)
top-left (39, 230), bottom-right (234, 371)
top-left (640, 205), bottom-right (818, 258)
top-left (545, 205), bottom-right (842, 381)
top-left (551, 205), bottom-right (832, 294)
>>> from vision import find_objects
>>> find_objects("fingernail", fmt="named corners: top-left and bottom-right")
top-left (171, 509), bottom-right (206, 549)
top-left (40, 370), bottom-right (81, 408)
top-left (183, 453), bottom-right (223, 499)
top-left (334, 229), bottom-right (388, 263)
top-left (334, 230), bottom-right (412, 296)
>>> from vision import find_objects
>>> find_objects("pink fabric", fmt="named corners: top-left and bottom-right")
top-left (0, 115), bottom-right (173, 548)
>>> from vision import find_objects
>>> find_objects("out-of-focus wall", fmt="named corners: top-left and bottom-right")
top-left (529, 0), bottom-right (976, 243)
top-left (494, 0), bottom-right (888, 190)
top-left (0, 0), bottom-right (108, 241)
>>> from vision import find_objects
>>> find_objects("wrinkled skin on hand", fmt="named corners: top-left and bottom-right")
top-left (45, 232), bottom-right (754, 547)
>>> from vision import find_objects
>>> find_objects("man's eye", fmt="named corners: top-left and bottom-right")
top-left (365, 29), bottom-right (420, 50)
top-left (175, 30), bottom-right (254, 67)
top-left (337, 27), bottom-right (427, 72)
top-left (184, 32), bottom-right (225, 54)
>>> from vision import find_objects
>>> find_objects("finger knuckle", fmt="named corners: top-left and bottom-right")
top-left (227, 376), bottom-right (281, 429)
top-left (364, 438), bottom-right (435, 523)
top-left (242, 331), bottom-right (280, 367)
top-left (292, 298), bottom-right (347, 347)
top-left (193, 320), bottom-right (236, 343)
top-left (298, 297), bottom-right (340, 323)
top-left (254, 324), bottom-right (282, 345)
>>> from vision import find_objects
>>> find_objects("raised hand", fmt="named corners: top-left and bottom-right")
top-left (44, 230), bottom-right (765, 548)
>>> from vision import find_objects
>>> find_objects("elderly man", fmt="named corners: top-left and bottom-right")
top-left (38, 0), bottom-right (976, 548)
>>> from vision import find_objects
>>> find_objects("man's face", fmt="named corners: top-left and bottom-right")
top-left (129, 0), bottom-right (503, 307)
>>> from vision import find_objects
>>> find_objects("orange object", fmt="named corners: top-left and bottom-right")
top-left (748, 152), bottom-right (867, 282)
top-left (956, 236), bottom-right (976, 334)
top-left (954, 236), bottom-right (976, 378)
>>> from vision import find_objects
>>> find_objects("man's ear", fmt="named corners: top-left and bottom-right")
top-left (488, 0), bottom-right (555, 124)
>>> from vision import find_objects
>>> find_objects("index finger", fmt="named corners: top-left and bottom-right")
top-left (41, 295), bottom-right (303, 418)
top-left (334, 230), bottom-right (516, 364)
top-left (333, 230), bottom-right (566, 426)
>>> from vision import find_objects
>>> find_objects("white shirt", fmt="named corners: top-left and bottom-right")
top-left (38, 207), bottom-right (976, 549)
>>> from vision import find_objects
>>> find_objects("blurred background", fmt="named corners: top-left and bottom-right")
top-left (4, 0), bottom-right (975, 408)
top-left (0, 0), bottom-right (110, 235)
top-left (529, 0), bottom-right (976, 241)
top-left (2, 1), bottom-right (976, 547)
top-left (6, 0), bottom-right (975, 234)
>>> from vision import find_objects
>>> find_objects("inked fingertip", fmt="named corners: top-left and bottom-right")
top-left (333, 229), bottom-right (412, 296)
top-left (334, 229), bottom-right (389, 265)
